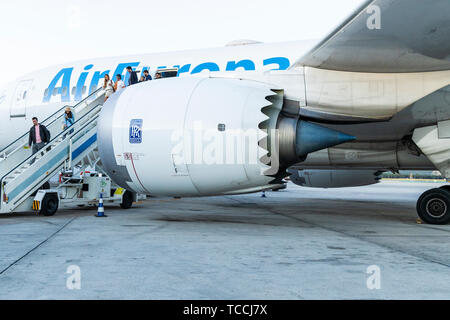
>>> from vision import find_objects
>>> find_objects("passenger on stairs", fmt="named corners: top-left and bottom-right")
top-left (126, 66), bottom-right (139, 86)
top-left (114, 74), bottom-right (125, 93)
top-left (63, 107), bottom-right (75, 137)
top-left (28, 117), bottom-right (50, 164)
top-left (142, 70), bottom-right (152, 81)
top-left (102, 74), bottom-right (115, 102)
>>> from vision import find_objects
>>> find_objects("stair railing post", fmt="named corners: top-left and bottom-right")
top-left (68, 138), bottom-right (73, 171)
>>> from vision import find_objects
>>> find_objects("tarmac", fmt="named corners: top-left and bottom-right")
top-left (0, 180), bottom-right (449, 299)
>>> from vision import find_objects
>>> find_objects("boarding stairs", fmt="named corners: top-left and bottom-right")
top-left (0, 88), bottom-right (105, 213)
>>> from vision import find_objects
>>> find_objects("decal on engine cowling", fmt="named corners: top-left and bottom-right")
top-left (129, 119), bottom-right (143, 144)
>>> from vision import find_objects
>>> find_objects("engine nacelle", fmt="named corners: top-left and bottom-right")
top-left (97, 77), bottom-right (354, 196)
top-left (288, 169), bottom-right (382, 188)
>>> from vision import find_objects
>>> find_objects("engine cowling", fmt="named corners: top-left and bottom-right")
top-left (288, 169), bottom-right (382, 188)
top-left (97, 77), bottom-right (354, 196)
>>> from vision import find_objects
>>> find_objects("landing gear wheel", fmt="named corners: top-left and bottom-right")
top-left (40, 193), bottom-right (59, 216)
top-left (416, 188), bottom-right (450, 225)
top-left (120, 191), bottom-right (133, 209)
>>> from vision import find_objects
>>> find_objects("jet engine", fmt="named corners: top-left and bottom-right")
top-left (288, 169), bottom-right (382, 188)
top-left (97, 77), bottom-right (354, 196)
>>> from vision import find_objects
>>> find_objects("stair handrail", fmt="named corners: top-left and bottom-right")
top-left (0, 103), bottom-right (103, 203)
top-left (0, 88), bottom-right (104, 159)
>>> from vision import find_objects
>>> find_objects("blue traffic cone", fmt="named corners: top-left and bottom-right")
top-left (95, 192), bottom-right (107, 217)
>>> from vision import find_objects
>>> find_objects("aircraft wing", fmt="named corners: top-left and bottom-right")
top-left (292, 0), bottom-right (450, 73)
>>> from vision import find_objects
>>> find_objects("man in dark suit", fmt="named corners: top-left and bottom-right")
top-left (28, 117), bottom-right (50, 164)
top-left (126, 66), bottom-right (139, 86)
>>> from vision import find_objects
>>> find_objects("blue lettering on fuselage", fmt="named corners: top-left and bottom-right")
top-left (43, 67), bottom-right (73, 103)
top-left (226, 59), bottom-right (256, 71)
top-left (74, 64), bottom-right (93, 101)
top-left (43, 57), bottom-right (290, 103)
top-left (191, 62), bottom-right (220, 74)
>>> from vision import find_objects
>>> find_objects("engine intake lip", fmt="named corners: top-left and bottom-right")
top-left (97, 90), bottom-right (134, 191)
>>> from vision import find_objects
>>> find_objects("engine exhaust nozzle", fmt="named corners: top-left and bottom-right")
top-left (296, 120), bottom-right (355, 157)
top-left (274, 116), bottom-right (355, 174)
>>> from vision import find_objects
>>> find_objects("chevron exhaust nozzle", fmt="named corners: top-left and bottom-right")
top-left (260, 109), bottom-right (355, 179)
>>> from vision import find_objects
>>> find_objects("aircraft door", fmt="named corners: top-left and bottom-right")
top-left (11, 79), bottom-right (33, 118)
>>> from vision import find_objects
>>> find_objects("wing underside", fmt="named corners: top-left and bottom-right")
top-left (292, 0), bottom-right (450, 73)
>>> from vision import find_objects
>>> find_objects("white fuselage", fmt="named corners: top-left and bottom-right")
top-left (0, 40), bottom-right (314, 149)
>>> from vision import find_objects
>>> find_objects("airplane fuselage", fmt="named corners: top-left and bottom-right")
top-left (0, 40), bottom-right (314, 149)
top-left (0, 39), bottom-right (444, 173)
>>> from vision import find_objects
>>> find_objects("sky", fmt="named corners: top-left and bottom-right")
top-left (0, 0), bottom-right (365, 87)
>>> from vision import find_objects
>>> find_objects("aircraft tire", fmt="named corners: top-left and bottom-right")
top-left (40, 193), bottom-right (59, 216)
top-left (417, 188), bottom-right (450, 225)
top-left (120, 191), bottom-right (133, 209)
